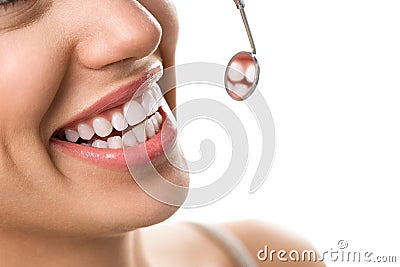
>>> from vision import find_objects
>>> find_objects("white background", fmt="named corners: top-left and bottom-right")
top-left (169, 1), bottom-right (400, 266)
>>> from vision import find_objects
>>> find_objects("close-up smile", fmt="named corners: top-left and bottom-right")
top-left (50, 64), bottom-right (177, 170)
top-left (0, 0), bottom-right (351, 266)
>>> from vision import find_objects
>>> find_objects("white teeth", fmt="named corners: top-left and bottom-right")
top-left (233, 83), bottom-right (249, 97)
top-left (65, 129), bottom-right (80, 142)
top-left (151, 115), bottom-right (159, 132)
top-left (151, 83), bottom-right (162, 97)
top-left (92, 140), bottom-right (108, 149)
top-left (141, 91), bottom-right (157, 115)
top-left (149, 83), bottom-right (162, 105)
top-left (124, 101), bottom-right (146, 126)
top-left (62, 84), bottom-right (165, 147)
top-left (228, 61), bottom-right (245, 82)
top-left (111, 112), bottom-right (128, 131)
top-left (107, 136), bottom-right (123, 149)
top-left (245, 64), bottom-right (256, 83)
top-left (92, 117), bottom-right (113, 138)
top-left (77, 123), bottom-right (95, 140)
top-left (226, 81), bottom-right (235, 93)
top-left (145, 119), bottom-right (156, 138)
top-left (122, 130), bottom-right (138, 147)
top-left (155, 112), bottom-right (162, 124)
top-left (132, 122), bottom-right (147, 143)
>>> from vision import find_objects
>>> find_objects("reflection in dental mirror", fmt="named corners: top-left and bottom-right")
top-left (225, 51), bottom-right (260, 101)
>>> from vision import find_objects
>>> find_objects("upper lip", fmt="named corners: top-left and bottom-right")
top-left (54, 63), bottom-right (163, 133)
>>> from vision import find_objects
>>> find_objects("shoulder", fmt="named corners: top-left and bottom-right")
top-left (139, 220), bottom-right (326, 267)
top-left (139, 222), bottom-right (235, 267)
top-left (222, 220), bottom-right (326, 266)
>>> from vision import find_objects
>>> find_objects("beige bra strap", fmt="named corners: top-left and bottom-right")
top-left (187, 222), bottom-right (259, 267)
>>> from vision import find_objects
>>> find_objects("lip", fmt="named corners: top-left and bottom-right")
top-left (51, 109), bottom-right (177, 170)
top-left (50, 63), bottom-right (177, 170)
top-left (58, 63), bottom-right (163, 130)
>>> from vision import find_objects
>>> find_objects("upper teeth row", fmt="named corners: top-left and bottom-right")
top-left (64, 83), bottom-right (163, 144)
top-left (227, 61), bottom-right (255, 83)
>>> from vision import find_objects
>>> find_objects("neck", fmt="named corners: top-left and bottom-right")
top-left (0, 229), bottom-right (140, 267)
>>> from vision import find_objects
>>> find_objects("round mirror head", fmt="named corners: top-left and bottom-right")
top-left (225, 51), bottom-right (260, 101)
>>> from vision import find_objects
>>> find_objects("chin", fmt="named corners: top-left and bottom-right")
top-left (44, 142), bottom-right (189, 238)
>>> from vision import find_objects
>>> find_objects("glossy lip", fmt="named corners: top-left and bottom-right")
top-left (51, 109), bottom-right (177, 170)
top-left (57, 63), bottom-right (163, 130)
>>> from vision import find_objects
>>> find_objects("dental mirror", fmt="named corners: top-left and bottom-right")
top-left (225, 51), bottom-right (260, 101)
top-left (225, 0), bottom-right (260, 101)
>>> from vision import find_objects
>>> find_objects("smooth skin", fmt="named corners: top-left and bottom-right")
top-left (0, 1), bottom-right (325, 266)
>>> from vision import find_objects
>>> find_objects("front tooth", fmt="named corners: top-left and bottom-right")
top-left (124, 101), bottom-right (146, 126)
top-left (150, 83), bottom-right (162, 106)
top-left (107, 136), bottom-right (123, 149)
top-left (151, 115), bottom-right (159, 132)
top-left (226, 81), bottom-right (234, 91)
top-left (141, 91), bottom-right (157, 115)
top-left (92, 117), bottom-right (113, 137)
top-left (111, 112), bottom-right (128, 131)
top-left (132, 122), bottom-right (147, 143)
top-left (245, 64), bottom-right (256, 83)
top-left (122, 130), bottom-right (138, 147)
top-left (228, 61), bottom-right (245, 82)
top-left (65, 129), bottom-right (79, 142)
top-left (155, 112), bottom-right (162, 124)
top-left (92, 140), bottom-right (108, 149)
top-left (233, 83), bottom-right (249, 97)
top-left (77, 123), bottom-right (95, 140)
top-left (145, 119), bottom-right (156, 138)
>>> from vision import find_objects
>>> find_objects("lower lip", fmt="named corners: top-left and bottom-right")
top-left (51, 109), bottom-right (177, 170)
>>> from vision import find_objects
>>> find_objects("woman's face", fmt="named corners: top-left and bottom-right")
top-left (0, 0), bottom-right (188, 237)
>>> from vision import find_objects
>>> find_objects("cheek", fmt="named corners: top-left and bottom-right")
top-left (0, 30), bottom-right (66, 131)
top-left (0, 26), bottom-right (72, 230)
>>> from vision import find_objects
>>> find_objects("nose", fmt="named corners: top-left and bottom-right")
top-left (76, 1), bottom-right (162, 69)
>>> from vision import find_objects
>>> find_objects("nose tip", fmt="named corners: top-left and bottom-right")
top-left (76, 2), bottom-right (162, 69)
